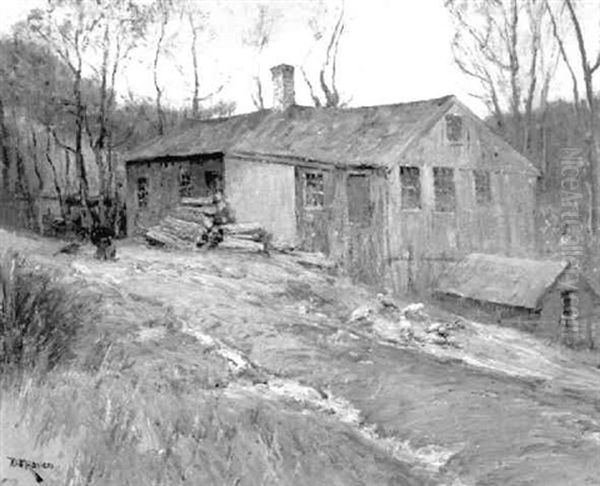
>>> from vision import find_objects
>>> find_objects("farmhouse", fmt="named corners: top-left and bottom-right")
top-left (125, 64), bottom-right (539, 293)
top-left (435, 253), bottom-right (600, 346)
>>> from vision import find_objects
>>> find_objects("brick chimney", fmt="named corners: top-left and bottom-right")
top-left (271, 64), bottom-right (295, 110)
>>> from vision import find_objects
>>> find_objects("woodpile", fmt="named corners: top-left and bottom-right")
top-left (144, 194), bottom-right (273, 253)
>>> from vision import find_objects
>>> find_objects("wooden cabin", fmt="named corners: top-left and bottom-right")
top-left (125, 64), bottom-right (539, 294)
top-left (435, 253), bottom-right (600, 347)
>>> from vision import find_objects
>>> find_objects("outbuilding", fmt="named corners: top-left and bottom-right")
top-left (435, 253), bottom-right (600, 346)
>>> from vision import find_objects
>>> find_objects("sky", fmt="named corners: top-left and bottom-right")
top-left (0, 0), bottom-right (596, 118)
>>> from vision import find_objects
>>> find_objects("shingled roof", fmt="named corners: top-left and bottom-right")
top-left (127, 96), bottom-right (455, 166)
top-left (126, 110), bottom-right (271, 163)
top-left (435, 253), bottom-right (569, 310)
top-left (125, 95), bottom-right (538, 174)
top-left (231, 96), bottom-right (454, 167)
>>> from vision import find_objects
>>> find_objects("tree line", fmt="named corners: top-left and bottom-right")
top-left (445, 0), bottom-right (600, 250)
top-left (0, 0), bottom-right (347, 235)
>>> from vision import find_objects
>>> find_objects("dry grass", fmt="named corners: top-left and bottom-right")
top-left (0, 243), bottom-right (422, 485)
top-left (0, 250), bottom-right (96, 381)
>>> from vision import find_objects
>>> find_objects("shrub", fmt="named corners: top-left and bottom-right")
top-left (0, 249), bottom-right (90, 378)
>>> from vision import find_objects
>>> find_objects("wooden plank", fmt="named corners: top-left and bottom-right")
top-left (222, 222), bottom-right (264, 235)
top-left (181, 196), bottom-right (215, 207)
top-left (171, 206), bottom-right (214, 227)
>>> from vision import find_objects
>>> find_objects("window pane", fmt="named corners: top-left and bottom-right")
top-left (137, 177), bottom-right (149, 208)
top-left (445, 115), bottom-right (463, 142)
top-left (433, 167), bottom-right (455, 212)
top-left (304, 172), bottom-right (325, 208)
top-left (473, 169), bottom-right (492, 204)
top-left (399, 166), bottom-right (421, 209)
top-left (347, 174), bottom-right (371, 224)
top-left (205, 171), bottom-right (222, 194)
top-left (179, 169), bottom-right (192, 197)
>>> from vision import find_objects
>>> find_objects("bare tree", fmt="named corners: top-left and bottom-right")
top-left (177, 1), bottom-right (225, 117)
top-left (26, 1), bottom-right (96, 210)
top-left (302, 0), bottom-right (346, 108)
top-left (26, 0), bottom-right (150, 228)
top-left (445, 0), bottom-right (559, 160)
top-left (187, 7), bottom-right (207, 116)
top-left (149, 0), bottom-right (172, 135)
top-left (546, 0), bottom-right (600, 233)
top-left (243, 3), bottom-right (279, 110)
top-left (0, 98), bottom-right (11, 194)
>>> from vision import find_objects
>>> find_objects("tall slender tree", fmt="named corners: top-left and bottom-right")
top-left (302, 0), bottom-right (346, 108)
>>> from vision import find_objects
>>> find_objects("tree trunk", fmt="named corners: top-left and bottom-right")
top-left (0, 98), bottom-right (12, 194)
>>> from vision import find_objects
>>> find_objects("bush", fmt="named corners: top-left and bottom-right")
top-left (0, 250), bottom-right (89, 378)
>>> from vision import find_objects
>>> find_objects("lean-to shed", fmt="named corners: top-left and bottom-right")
top-left (435, 253), bottom-right (600, 345)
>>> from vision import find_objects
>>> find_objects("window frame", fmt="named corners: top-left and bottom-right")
top-left (433, 166), bottom-right (456, 213)
top-left (473, 169), bottom-right (492, 205)
top-left (303, 171), bottom-right (325, 209)
top-left (137, 177), bottom-right (149, 208)
top-left (399, 166), bottom-right (422, 210)
top-left (445, 114), bottom-right (464, 143)
top-left (179, 168), bottom-right (192, 197)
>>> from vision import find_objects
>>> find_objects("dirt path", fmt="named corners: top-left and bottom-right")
top-left (3, 231), bottom-right (600, 485)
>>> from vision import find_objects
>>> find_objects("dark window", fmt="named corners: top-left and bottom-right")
top-left (433, 167), bottom-right (456, 212)
top-left (137, 177), bottom-right (148, 208)
top-left (399, 166), bottom-right (421, 209)
top-left (179, 169), bottom-right (192, 197)
top-left (561, 290), bottom-right (577, 328)
top-left (347, 174), bottom-right (371, 224)
top-left (304, 171), bottom-right (325, 208)
top-left (473, 169), bottom-right (492, 204)
top-left (445, 114), bottom-right (463, 142)
top-left (205, 171), bottom-right (222, 194)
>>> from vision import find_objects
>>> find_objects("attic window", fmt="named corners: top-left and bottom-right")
top-left (137, 177), bottom-right (149, 208)
top-left (179, 169), bottom-right (192, 197)
top-left (399, 166), bottom-right (421, 209)
top-left (473, 169), bottom-right (492, 204)
top-left (347, 174), bottom-right (371, 224)
top-left (304, 171), bottom-right (325, 208)
top-left (433, 167), bottom-right (456, 212)
top-left (561, 290), bottom-right (576, 329)
top-left (445, 114), bottom-right (463, 142)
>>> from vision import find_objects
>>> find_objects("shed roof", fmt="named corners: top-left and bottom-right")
top-left (126, 110), bottom-right (271, 163)
top-left (436, 253), bottom-right (569, 310)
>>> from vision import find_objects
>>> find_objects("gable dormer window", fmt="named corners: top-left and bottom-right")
top-left (445, 114), bottom-right (463, 142)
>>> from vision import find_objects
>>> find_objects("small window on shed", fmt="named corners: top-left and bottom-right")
top-left (399, 166), bottom-right (421, 209)
top-left (304, 171), bottom-right (325, 208)
top-left (347, 174), bottom-right (371, 224)
top-left (560, 290), bottom-right (578, 331)
top-left (445, 114), bottom-right (463, 142)
top-left (433, 167), bottom-right (456, 212)
top-left (137, 177), bottom-right (149, 208)
top-left (179, 169), bottom-right (192, 197)
top-left (473, 169), bottom-right (492, 204)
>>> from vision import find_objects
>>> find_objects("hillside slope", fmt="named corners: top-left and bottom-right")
top-left (1, 229), bottom-right (600, 485)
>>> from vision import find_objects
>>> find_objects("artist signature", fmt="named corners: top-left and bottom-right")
top-left (5, 457), bottom-right (54, 484)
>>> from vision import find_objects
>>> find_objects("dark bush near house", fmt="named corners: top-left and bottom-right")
top-left (0, 251), bottom-right (90, 377)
